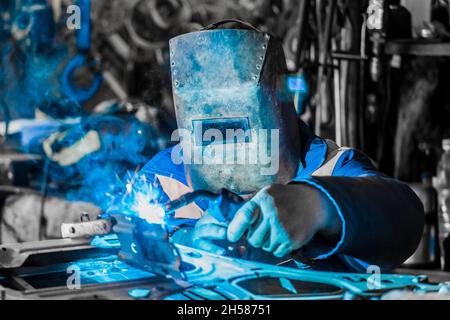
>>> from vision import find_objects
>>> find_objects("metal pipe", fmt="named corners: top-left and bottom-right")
top-left (315, 0), bottom-right (338, 136)
top-left (295, 0), bottom-right (310, 70)
top-left (332, 41), bottom-right (342, 146)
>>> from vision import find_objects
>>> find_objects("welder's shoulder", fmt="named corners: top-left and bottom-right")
top-left (331, 147), bottom-right (381, 177)
top-left (140, 147), bottom-right (186, 182)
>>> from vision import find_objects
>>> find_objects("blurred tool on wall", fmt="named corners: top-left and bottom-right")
top-left (436, 139), bottom-right (450, 271)
top-left (405, 181), bottom-right (439, 269)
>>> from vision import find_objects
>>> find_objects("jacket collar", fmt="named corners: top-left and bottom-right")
top-left (294, 120), bottom-right (328, 179)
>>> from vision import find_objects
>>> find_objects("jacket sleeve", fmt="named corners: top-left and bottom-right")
top-left (298, 150), bottom-right (425, 271)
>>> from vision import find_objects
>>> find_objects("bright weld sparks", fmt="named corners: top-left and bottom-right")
top-left (123, 174), bottom-right (166, 225)
top-left (133, 193), bottom-right (166, 224)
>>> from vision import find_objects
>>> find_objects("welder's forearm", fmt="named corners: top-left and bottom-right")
top-left (288, 184), bottom-right (343, 243)
top-left (302, 176), bottom-right (425, 270)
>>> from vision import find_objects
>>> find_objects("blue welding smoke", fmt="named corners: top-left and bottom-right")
top-left (47, 115), bottom-right (163, 212)
top-left (0, 0), bottom-right (74, 120)
top-left (1, 1), bottom-right (169, 220)
top-left (0, 45), bottom-right (73, 119)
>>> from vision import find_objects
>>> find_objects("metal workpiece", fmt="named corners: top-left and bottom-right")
top-left (0, 235), bottom-right (446, 300)
top-left (61, 219), bottom-right (112, 239)
top-left (1, 190), bottom-right (445, 300)
top-left (111, 214), bottom-right (183, 280)
top-left (0, 238), bottom-right (93, 269)
top-left (178, 245), bottom-right (442, 300)
top-left (0, 237), bottom-right (189, 300)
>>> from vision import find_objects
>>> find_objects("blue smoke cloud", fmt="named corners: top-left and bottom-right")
top-left (0, 0), bottom-right (72, 120)
top-left (49, 115), bottom-right (163, 212)
top-left (1, 1), bottom-right (166, 219)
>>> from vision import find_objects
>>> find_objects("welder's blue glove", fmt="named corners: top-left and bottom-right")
top-left (227, 184), bottom-right (342, 258)
top-left (191, 213), bottom-right (228, 256)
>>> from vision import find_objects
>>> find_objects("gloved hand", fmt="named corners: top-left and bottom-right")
top-left (227, 184), bottom-right (342, 258)
top-left (190, 213), bottom-right (229, 255)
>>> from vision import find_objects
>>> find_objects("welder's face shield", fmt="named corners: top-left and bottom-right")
top-left (169, 28), bottom-right (300, 194)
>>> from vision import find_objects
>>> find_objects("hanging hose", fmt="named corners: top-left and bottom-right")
top-left (60, 54), bottom-right (103, 103)
top-left (38, 157), bottom-right (50, 240)
top-left (0, 99), bottom-right (11, 144)
top-left (60, 0), bottom-right (103, 103)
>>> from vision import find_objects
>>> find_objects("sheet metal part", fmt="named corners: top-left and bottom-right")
top-left (0, 237), bottom-right (445, 300)
top-left (110, 214), bottom-right (183, 280)
top-left (24, 194), bottom-right (448, 300)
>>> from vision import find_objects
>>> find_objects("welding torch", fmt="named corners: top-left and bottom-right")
top-left (164, 189), bottom-right (246, 223)
top-left (61, 189), bottom-right (246, 239)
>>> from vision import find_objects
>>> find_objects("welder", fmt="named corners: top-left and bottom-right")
top-left (138, 21), bottom-right (424, 272)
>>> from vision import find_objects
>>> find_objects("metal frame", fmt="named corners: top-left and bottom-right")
top-left (0, 238), bottom-right (445, 300)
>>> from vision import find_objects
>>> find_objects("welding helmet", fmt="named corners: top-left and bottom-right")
top-left (169, 20), bottom-right (300, 194)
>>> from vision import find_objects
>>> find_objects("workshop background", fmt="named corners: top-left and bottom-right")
top-left (0, 0), bottom-right (450, 272)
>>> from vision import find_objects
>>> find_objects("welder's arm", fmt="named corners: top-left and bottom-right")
top-left (296, 176), bottom-right (425, 270)
top-left (227, 177), bottom-right (424, 271)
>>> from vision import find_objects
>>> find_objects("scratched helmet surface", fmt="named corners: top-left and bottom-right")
top-left (169, 20), bottom-right (300, 194)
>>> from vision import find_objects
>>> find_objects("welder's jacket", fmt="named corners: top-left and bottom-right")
top-left (139, 121), bottom-right (424, 272)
